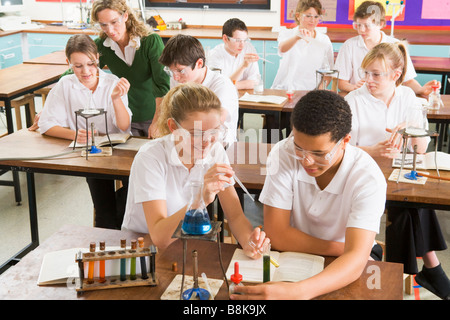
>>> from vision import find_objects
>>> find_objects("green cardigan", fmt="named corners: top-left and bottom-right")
top-left (95, 33), bottom-right (170, 123)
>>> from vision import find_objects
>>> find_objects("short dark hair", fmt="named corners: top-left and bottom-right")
top-left (222, 18), bottom-right (248, 37)
top-left (291, 90), bottom-right (351, 142)
top-left (159, 34), bottom-right (206, 67)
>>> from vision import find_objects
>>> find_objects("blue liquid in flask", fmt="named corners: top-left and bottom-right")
top-left (181, 209), bottom-right (212, 235)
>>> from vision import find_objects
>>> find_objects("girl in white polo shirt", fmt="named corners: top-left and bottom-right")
top-left (271, 0), bottom-right (334, 91)
top-left (335, 1), bottom-right (438, 97)
top-left (122, 83), bottom-right (268, 258)
top-left (346, 42), bottom-right (450, 300)
top-left (231, 90), bottom-right (387, 300)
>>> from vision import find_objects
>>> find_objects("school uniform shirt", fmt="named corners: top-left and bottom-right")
top-left (121, 134), bottom-right (233, 233)
top-left (170, 67), bottom-right (239, 145)
top-left (207, 42), bottom-right (261, 82)
top-left (38, 69), bottom-right (132, 135)
top-left (271, 28), bottom-right (334, 90)
top-left (346, 84), bottom-right (430, 147)
top-left (259, 140), bottom-right (386, 243)
top-left (334, 31), bottom-right (417, 85)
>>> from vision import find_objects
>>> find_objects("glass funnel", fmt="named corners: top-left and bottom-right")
top-left (181, 181), bottom-right (212, 235)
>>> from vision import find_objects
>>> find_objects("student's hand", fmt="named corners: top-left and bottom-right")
top-left (242, 53), bottom-right (259, 68)
top-left (111, 77), bottom-right (130, 100)
top-left (369, 139), bottom-right (401, 159)
top-left (75, 129), bottom-right (96, 144)
top-left (243, 227), bottom-right (270, 259)
top-left (202, 164), bottom-right (234, 206)
top-left (28, 111), bottom-right (41, 131)
top-left (295, 28), bottom-right (313, 42)
top-left (418, 80), bottom-right (441, 98)
top-left (354, 79), bottom-right (366, 90)
top-left (230, 281), bottom-right (304, 300)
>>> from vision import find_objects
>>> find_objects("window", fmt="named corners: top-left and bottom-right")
top-left (145, 0), bottom-right (270, 10)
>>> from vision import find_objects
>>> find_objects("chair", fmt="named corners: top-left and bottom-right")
top-left (0, 94), bottom-right (36, 130)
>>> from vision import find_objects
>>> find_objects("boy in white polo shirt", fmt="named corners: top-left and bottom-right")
top-left (207, 18), bottom-right (261, 90)
top-left (231, 90), bottom-right (386, 300)
top-left (335, 1), bottom-right (438, 97)
top-left (159, 34), bottom-right (239, 146)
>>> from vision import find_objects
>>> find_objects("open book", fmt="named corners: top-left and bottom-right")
top-left (239, 92), bottom-right (287, 105)
top-left (392, 151), bottom-right (450, 171)
top-left (69, 133), bottom-right (130, 148)
top-left (225, 248), bottom-right (324, 283)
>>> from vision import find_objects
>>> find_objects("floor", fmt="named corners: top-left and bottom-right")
top-left (1, 98), bottom-right (449, 300)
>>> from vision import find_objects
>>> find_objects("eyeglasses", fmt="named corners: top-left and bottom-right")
top-left (358, 67), bottom-right (393, 82)
top-left (301, 14), bottom-right (323, 22)
top-left (284, 136), bottom-right (343, 166)
top-left (226, 36), bottom-right (251, 44)
top-left (69, 60), bottom-right (99, 70)
top-left (173, 119), bottom-right (228, 143)
top-left (164, 65), bottom-right (193, 78)
top-left (94, 14), bottom-right (124, 30)
top-left (352, 22), bottom-right (376, 30)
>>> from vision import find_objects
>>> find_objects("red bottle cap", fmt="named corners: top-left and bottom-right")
top-left (230, 262), bottom-right (243, 284)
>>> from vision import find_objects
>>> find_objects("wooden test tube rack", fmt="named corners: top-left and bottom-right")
top-left (75, 245), bottom-right (158, 293)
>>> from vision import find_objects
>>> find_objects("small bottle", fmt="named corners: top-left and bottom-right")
top-left (87, 242), bottom-right (96, 284)
top-left (229, 262), bottom-right (244, 295)
top-left (120, 239), bottom-right (127, 281)
top-left (428, 84), bottom-right (444, 110)
top-left (98, 241), bottom-right (106, 283)
top-left (286, 84), bottom-right (294, 101)
top-left (130, 239), bottom-right (137, 280)
top-left (181, 181), bottom-right (212, 235)
top-left (253, 74), bottom-right (264, 95)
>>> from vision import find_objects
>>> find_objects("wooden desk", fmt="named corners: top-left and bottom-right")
top-left (0, 224), bottom-right (404, 300)
top-left (23, 50), bottom-right (67, 65)
top-left (411, 56), bottom-right (450, 94)
top-left (0, 63), bottom-right (68, 133)
top-left (427, 95), bottom-right (450, 152)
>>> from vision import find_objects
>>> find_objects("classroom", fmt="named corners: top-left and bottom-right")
top-left (0, 0), bottom-right (450, 304)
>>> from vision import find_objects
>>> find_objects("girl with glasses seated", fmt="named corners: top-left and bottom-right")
top-left (122, 83), bottom-right (269, 257)
top-left (271, 0), bottom-right (334, 91)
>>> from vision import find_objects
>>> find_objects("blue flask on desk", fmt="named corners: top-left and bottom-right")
top-left (181, 181), bottom-right (212, 235)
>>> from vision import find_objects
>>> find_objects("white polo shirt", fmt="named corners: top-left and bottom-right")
top-left (346, 84), bottom-right (430, 147)
top-left (259, 139), bottom-right (386, 242)
top-left (122, 134), bottom-right (232, 233)
top-left (271, 27), bottom-right (334, 90)
top-left (334, 31), bottom-right (417, 85)
top-left (207, 42), bottom-right (261, 82)
top-left (38, 69), bottom-right (132, 135)
top-left (171, 67), bottom-right (239, 145)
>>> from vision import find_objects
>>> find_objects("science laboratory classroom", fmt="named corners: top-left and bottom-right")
top-left (0, 0), bottom-right (450, 305)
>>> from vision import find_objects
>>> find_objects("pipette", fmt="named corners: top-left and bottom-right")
top-left (258, 56), bottom-right (273, 64)
top-left (248, 240), bottom-right (279, 267)
top-left (233, 174), bottom-right (254, 202)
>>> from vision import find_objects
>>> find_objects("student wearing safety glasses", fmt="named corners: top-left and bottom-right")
top-left (231, 90), bottom-right (386, 299)
top-left (335, 1), bottom-right (438, 97)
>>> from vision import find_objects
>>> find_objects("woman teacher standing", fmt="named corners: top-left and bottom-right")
top-left (91, 0), bottom-right (170, 138)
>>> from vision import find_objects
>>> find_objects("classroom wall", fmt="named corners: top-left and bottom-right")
top-left (22, 0), bottom-right (282, 28)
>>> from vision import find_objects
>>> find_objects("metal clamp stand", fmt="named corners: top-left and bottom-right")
top-left (171, 220), bottom-right (228, 300)
top-left (73, 108), bottom-right (112, 160)
top-left (397, 128), bottom-right (440, 183)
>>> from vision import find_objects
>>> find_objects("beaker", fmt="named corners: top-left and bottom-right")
top-left (315, 69), bottom-right (339, 92)
top-left (428, 85), bottom-right (444, 111)
top-left (405, 103), bottom-right (428, 136)
top-left (181, 181), bottom-right (212, 235)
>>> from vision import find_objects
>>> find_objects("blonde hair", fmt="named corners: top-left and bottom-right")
top-left (91, 0), bottom-right (150, 39)
top-left (361, 42), bottom-right (408, 86)
top-left (157, 83), bottom-right (222, 137)
top-left (294, 0), bottom-right (323, 25)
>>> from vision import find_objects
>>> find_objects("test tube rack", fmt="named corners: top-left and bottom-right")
top-left (75, 245), bottom-right (158, 293)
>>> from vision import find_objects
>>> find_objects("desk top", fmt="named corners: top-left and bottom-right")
top-left (411, 56), bottom-right (450, 73)
top-left (0, 224), bottom-right (403, 300)
top-left (23, 50), bottom-right (67, 65)
top-left (427, 95), bottom-right (450, 121)
top-left (0, 63), bottom-right (68, 98)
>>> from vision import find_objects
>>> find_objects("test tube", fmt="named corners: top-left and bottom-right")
top-left (87, 242), bottom-right (96, 284)
top-left (130, 239), bottom-right (137, 280)
top-left (262, 243), bottom-right (271, 283)
top-left (98, 241), bottom-right (106, 283)
top-left (248, 240), bottom-right (279, 267)
top-left (120, 239), bottom-right (127, 281)
top-left (138, 237), bottom-right (149, 279)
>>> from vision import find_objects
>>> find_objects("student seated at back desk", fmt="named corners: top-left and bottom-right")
top-left (121, 83), bottom-right (269, 257)
top-left (231, 90), bottom-right (387, 300)
top-left (158, 34), bottom-right (239, 147)
top-left (345, 42), bottom-right (450, 300)
top-left (37, 34), bottom-right (132, 230)
top-left (271, 0), bottom-right (334, 91)
top-left (207, 18), bottom-right (261, 90)
top-left (334, 0), bottom-right (439, 97)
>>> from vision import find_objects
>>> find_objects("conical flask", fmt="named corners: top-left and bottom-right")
top-left (181, 181), bottom-right (212, 235)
